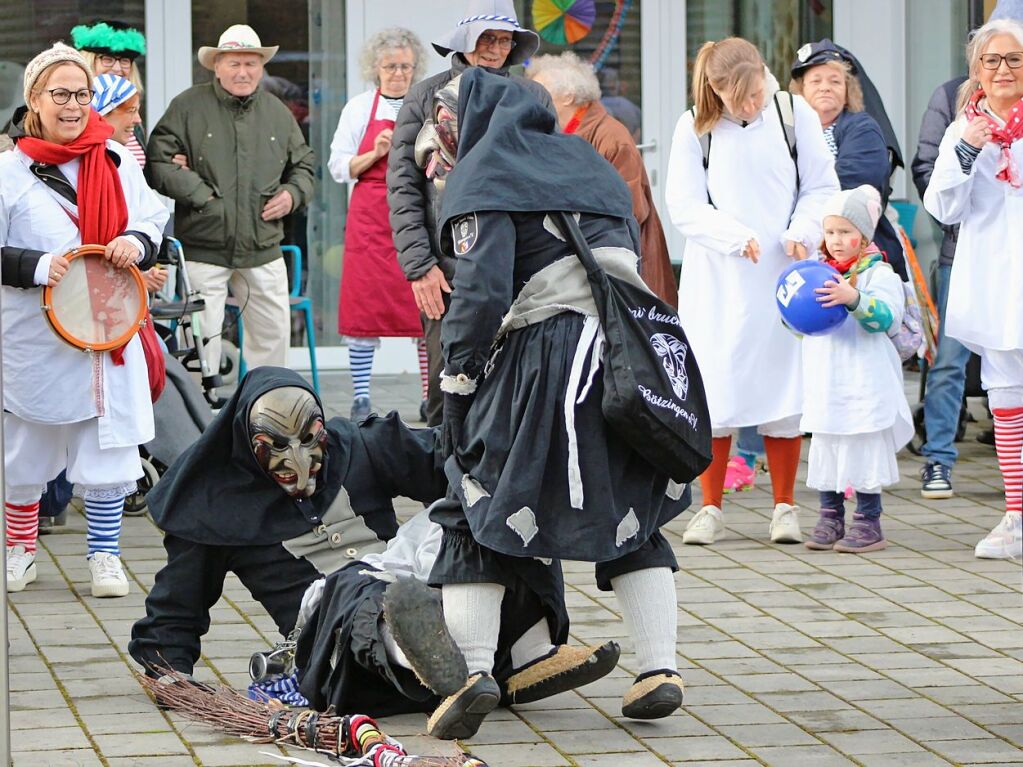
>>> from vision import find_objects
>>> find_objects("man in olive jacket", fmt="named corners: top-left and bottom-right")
top-left (147, 24), bottom-right (314, 375)
top-left (387, 0), bottom-right (552, 426)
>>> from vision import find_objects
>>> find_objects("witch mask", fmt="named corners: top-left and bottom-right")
top-left (249, 387), bottom-right (327, 499)
top-left (414, 75), bottom-right (462, 189)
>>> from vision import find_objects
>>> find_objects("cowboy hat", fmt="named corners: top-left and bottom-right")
top-left (197, 24), bottom-right (278, 70)
top-left (433, 0), bottom-right (539, 68)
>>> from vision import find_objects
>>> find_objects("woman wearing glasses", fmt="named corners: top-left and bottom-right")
top-left (328, 28), bottom-right (429, 421)
top-left (0, 43), bottom-right (167, 596)
top-left (71, 19), bottom-right (147, 167)
top-left (924, 18), bottom-right (1023, 562)
top-left (387, 0), bottom-right (550, 429)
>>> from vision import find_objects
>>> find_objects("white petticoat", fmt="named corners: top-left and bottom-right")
top-left (806, 429), bottom-right (900, 494)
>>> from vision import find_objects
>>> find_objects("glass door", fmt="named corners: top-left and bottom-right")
top-left (517, 0), bottom-right (643, 141)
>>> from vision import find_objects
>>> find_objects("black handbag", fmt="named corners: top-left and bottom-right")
top-left (553, 211), bottom-right (713, 483)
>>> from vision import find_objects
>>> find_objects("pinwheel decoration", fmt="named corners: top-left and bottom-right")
top-left (533, 0), bottom-right (597, 45)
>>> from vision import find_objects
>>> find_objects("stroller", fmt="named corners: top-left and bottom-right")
top-left (123, 238), bottom-right (222, 515)
top-left (123, 352), bottom-right (214, 514)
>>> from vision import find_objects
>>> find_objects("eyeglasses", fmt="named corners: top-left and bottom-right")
top-left (380, 63), bottom-right (414, 74)
top-left (99, 54), bottom-right (134, 69)
top-left (45, 88), bottom-right (94, 106)
top-left (980, 52), bottom-right (1023, 70)
top-left (477, 33), bottom-right (516, 51)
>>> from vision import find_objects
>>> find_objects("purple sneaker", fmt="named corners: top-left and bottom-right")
top-left (805, 509), bottom-right (844, 551)
top-left (833, 513), bottom-right (888, 553)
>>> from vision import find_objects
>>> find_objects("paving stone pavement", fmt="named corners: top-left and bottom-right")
top-left (6, 371), bottom-right (1022, 766)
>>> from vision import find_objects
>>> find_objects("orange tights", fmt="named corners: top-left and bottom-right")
top-left (698, 435), bottom-right (802, 508)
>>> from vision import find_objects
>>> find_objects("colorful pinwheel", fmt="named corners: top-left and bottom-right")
top-left (532, 0), bottom-right (597, 46)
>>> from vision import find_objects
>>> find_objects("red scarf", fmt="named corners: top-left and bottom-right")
top-left (17, 109), bottom-right (128, 243)
top-left (965, 88), bottom-right (1023, 188)
top-left (563, 104), bottom-right (590, 135)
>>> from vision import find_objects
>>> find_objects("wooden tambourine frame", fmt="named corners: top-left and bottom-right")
top-left (40, 244), bottom-right (147, 352)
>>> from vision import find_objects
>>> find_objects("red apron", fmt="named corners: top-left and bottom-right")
top-left (338, 90), bottom-right (422, 337)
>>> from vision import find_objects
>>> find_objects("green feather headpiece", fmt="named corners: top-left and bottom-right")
top-left (70, 22), bottom-right (146, 58)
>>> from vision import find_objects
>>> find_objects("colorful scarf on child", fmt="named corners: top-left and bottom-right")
top-left (822, 242), bottom-right (883, 276)
top-left (965, 88), bottom-right (1023, 188)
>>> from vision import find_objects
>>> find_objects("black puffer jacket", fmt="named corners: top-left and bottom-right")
top-left (912, 76), bottom-right (966, 267)
top-left (386, 54), bottom-right (554, 283)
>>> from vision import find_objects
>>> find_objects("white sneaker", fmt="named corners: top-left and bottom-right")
top-left (89, 552), bottom-right (130, 598)
top-left (975, 512), bottom-right (1023, 560)
top-left (770, 503), bottom-right (802, 543)
top-left (6, 546), bottom-right (36, 593)
top-left (683, 505), bottom-right (724, 545)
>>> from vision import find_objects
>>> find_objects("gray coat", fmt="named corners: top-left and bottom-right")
top-left (911, 76), bottom-right (966, 266)
top-left (386, 54), bottom-right (554, 282)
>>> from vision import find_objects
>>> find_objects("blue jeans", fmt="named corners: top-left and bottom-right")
top-left (921, 264), bottom-right (972, 468)
top-left (737, 425), bottom-right (764, 457)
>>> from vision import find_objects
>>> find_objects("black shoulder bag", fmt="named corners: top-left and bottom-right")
top-left (553, 211), bottom-right (712, 483)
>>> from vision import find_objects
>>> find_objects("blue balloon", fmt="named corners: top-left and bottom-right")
top-left (775, 261), bottom-right (848, 336)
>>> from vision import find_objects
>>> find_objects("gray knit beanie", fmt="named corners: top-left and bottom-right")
top-left (23, 42), bottom-right (93, 107)
top-left (821, 184), bottom-right (883, 239)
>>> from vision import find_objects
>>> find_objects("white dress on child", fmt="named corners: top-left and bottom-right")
top-left (801, 260), bottom-right (914, 492)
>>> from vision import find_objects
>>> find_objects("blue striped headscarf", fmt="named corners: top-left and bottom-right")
top-left (91, 73), bottom-right (138, 116)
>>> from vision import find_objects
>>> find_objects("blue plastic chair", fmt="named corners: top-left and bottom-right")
top-left (227, 245), bottom-right (319, 395)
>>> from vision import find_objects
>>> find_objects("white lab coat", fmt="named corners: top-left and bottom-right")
top-left (0, 140), bottom-right (168, 449)
top-left (666, 93), bottom-right (839, 428)
top-left (924, 115), bottom-right (1023, 354)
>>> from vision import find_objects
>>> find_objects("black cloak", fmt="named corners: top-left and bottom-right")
top-left (148, 367), bottom-right (349, 546)
top-left (438, 67), bottom-right (635, 229)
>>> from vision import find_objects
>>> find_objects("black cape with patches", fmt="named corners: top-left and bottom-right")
top-left (439, 68), bottom-right (634, 229)
top-left (148, 367), bottom-right (447, 547)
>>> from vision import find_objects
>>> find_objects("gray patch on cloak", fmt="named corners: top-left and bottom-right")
top-left (506, 507), bottom-right (539, 547)
top-left (616, 508), bottom-right (640, 547)
top-left (666, 480), bottom-right (687, 501)
top-left (461, 475), bottom-right (491, 507)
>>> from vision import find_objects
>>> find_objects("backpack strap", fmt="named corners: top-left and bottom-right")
top-left (773, 91), bottom-right (799, 191)
top-left (688, 107), bottom-right (714, 205)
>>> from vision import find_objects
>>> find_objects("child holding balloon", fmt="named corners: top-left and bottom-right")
top-left (798, 185), bottom-right (913, 552)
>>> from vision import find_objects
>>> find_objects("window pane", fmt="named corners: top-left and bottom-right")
top-left (517, 0), bottom-right (643, 141)
top-left (0, 1), bottom-right (145, 129)
top-left (685, 0), bottom-right (833, 104)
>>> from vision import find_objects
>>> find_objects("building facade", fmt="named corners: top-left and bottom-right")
top-left (3, 0), bottom-right (995, 370)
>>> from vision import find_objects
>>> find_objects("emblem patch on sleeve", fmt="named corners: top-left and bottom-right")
top-left (452, 213), bottom-right (479, 255)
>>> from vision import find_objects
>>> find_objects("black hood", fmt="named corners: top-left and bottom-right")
top-left (439, 67), bottom-right (633, 229)
top-left (148, 367), bottom-right (349, 546)
top-left (4, 105), bottom-right (28, 139)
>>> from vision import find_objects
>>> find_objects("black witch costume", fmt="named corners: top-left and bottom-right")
top-left (129, 367), bottom-right (447, 678)
top-left (294, 507), bottom-right (604, 718)
top-left (427, 69), bottom-right (692, 596)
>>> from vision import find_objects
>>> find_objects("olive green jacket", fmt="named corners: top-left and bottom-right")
top-left (147, 80), bottom-right (315, 268)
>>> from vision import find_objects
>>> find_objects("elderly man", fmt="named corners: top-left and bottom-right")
top-left (527, 52), bottom-right (676, 307)
top-left (147, 24), bottom-right (314, 379)
top-left (387, 0), bottom-right (552, 426)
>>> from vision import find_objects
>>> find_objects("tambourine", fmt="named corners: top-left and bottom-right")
top-left (41, 244), bottom-right (147, 352)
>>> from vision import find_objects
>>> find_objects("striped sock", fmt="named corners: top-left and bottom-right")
top-left (5, 500), bottom-right (40, 554)
top-left (85, 495), bottom-right (124, 557)
top-left (349, 344), bottom-right (375, 399)
top-left (416, 338), bottom-right (430, 400)
top-left (993, 407), bottom-right (1023, 515)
